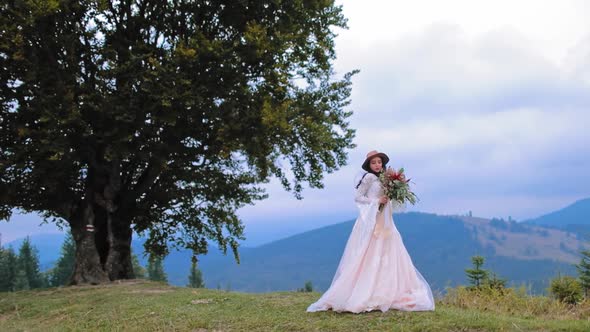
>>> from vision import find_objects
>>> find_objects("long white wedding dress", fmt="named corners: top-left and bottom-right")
top-left (307, 173), bottom-right (435, 313)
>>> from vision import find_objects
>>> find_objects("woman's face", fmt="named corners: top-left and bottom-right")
top-left (369, 157), bottom-right (383, 173)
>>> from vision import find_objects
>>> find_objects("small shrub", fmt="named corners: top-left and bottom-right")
top-left (484, 272), bottom-right (507, 293)
top-left (549, 275), bottom-right (583, 304)
top-left (442, 285), bottom-right (590, 320)
top-left (297, 281), bottom-right (313, 292)
top-left (465, 256), bottom-right (488, 288)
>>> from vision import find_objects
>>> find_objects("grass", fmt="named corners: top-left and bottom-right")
top-left (0, 280), bottom-right (589, 331)
top-left (442, 286), bottom-right (590, 321)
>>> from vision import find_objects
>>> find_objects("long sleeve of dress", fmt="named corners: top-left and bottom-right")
top-left (355, 173), bottom-right (379, 205)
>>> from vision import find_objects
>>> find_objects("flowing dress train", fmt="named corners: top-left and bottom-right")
top-left (307, 173), bottom-right (435, 313)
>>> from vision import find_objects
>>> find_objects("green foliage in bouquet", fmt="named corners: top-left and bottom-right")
top-left (378, 167), bottom-right (418, 211)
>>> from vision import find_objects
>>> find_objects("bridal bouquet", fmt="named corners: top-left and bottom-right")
top-left (378, 167), bottom-right (418, 212)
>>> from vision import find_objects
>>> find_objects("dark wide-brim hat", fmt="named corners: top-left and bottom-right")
top-left (362, 150), bottom-right (390, 171)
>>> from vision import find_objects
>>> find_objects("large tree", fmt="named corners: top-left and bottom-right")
top-left (0, 0), bottom-right (356, 284)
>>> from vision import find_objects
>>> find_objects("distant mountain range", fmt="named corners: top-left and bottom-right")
top-left (193, 212), bottom-right (582, 294)
top-left (525, 198), bottom-right (590, 234)
top-left (5, 198), bottom-right (590, 294)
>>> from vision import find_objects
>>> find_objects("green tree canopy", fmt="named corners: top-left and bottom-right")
top-left (16, 237), bottom-right (44, 289)
top-left (187, 259), bottom-right (204, 288)
top-left (576, 249), bottom-right (590, 297)
top-left (0, 0), bottom-right (356, 284)
top-left (147, 254), bottom-right (167, 283)
top-left (0, 244), bottom-right (18, 291)
top-left (465, 255), bottom-right (489, 288)
top-left (50, 232), bottom-right (76, 286)
top-left (131, 251), bottom-right (146, 279)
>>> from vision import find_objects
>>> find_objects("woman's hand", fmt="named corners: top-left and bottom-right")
top-left (379, 196), bottom-right (389, 204)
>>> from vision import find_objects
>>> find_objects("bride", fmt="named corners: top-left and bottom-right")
top-left (307, 150), bottom-right (435, 313)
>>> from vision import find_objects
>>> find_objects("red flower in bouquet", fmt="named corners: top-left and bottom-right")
top-left (378, 167), bottom-right (418, 212)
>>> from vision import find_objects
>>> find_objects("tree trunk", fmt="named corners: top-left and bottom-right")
top-left (69, 160), bottom-right (136, 284)
top-left (70, 203), bottom-right (110, 285)
top-left (101, 161), bottom-right (134, 280)
top-left (105, 213), bottom-right (134, 280)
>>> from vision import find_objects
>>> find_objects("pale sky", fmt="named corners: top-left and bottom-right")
top-left (2, 0), bottom-right (590, 245)
top-left (239, 0), bottom-right (590, 239)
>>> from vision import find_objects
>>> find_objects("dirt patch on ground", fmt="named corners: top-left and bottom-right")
top-left (111, 279), bottom-right (148, 286)
top-left (190, 299), bottom-right (214, 304)
top-left (128, 289), bottom-right (173, 294)
top-left (60, 279), bottom-right (152, 290)
top-left (27, 279), bottom-right (174, 294)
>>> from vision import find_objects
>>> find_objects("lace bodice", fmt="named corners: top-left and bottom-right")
top-left (355, 173), bottom-right (383, 204)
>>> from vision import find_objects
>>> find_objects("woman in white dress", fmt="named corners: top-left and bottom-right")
top-left (307, 150), bottom-right (435, 313)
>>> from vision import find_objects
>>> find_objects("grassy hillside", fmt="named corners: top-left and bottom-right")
top-left (0, 281), bottom-right (588, 331)
top-left (460, 216), bottom-right (585, 263)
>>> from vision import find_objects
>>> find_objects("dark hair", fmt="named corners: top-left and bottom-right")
top-left (355, 169), bottom-right (382, 189)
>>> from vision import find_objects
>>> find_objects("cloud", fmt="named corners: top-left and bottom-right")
top-left (336, 0), bottom-right (590, 65)
top-left (281, 8), bottom-right (590, 223)
top-left (342, 24), bottom-right (590, 122)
